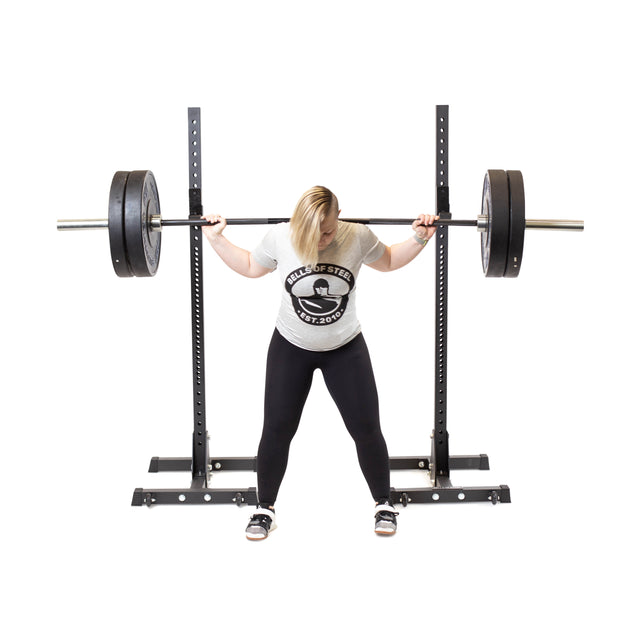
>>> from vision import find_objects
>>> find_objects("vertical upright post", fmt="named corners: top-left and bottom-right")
top-left (431, 105), bottom-right (451, 485)
top-left (187, 107), bottom-right (209, 487)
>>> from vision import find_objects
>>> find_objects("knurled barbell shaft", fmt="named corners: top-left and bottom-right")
top-left (161, 217), bottom-right (481, 227)
top-left (56, 216), bottom-right (584, 231)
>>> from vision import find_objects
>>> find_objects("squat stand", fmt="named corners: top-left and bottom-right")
top-left (131, 105), bottom-right (510, 509)
top-left (389, 105), bottom-right (509, 506)
top-left (131, 108), bottom-right (257, 507)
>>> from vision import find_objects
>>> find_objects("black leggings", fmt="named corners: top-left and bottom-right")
top-left (257, 329), bottom-right (390, 505)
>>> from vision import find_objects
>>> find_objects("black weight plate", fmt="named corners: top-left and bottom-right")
top-left (480, 170), bottom-right (510, 277)
top-left (504, 170), bottom-right (525, 277)
top-left (123, 170), bottom-right (162, 277)
top-left (108, 171), bottom-right (133, 277)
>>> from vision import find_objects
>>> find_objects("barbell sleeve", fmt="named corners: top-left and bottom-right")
top-left (524, 219), bottom-right (584, 231)
top-left (57, 219), bottom-right (110, 230)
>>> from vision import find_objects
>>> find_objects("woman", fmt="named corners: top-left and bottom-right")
top-left (202, 187), bottom-right (437, 540)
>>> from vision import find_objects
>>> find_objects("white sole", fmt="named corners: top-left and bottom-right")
top-left (246, 523), bottom-right (277, 541)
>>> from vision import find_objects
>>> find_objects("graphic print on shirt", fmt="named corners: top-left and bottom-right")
top-left (284, 263), bottom-right (355, 326)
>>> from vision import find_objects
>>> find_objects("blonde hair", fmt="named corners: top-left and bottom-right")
top-left (290, 186), bottom-right (339, 268)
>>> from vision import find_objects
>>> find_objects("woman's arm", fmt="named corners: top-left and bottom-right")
top-left (367, 214), bottom-right (439, 272)
top-left (202, 214), bottom-right (272, 278)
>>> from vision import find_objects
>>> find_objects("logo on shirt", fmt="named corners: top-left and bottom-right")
top-left (284, 263), bottom-right (355, 326)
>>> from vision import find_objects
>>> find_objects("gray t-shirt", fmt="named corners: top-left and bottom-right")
top-left (252, 221), bottom-right (386, 351)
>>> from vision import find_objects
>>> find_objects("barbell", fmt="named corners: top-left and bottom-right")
top-left (57, 169), bottom-right (583, 278)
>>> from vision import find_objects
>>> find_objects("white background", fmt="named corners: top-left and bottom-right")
top-left (2, 1), bottom-right (638, 638)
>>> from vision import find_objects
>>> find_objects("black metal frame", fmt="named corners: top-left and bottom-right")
top-left (388, 106), bottom-right (509, 507)
top-left (131, 108), bottom-right (256, 508)
top-left (131, 105), bottom-right (510, 509)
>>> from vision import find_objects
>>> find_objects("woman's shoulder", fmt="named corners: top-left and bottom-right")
top-left (337, 220), bottom-right (378, 241)
top-left (263, 221), bottom-right (290, 239)
top-left (336, 219), bottom-right (361, 236)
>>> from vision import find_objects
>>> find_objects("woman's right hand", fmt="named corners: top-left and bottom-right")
top-left (202, 214), bottom-right (227, 242)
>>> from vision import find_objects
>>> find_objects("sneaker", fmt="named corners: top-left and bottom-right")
top-left (374, 502), bottom-right (399, 536)
top-left (245, 507), bottom-right (277, 541)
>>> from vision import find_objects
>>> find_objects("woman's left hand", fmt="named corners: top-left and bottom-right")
top-left (412, 214), bottom-right (439, 241)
